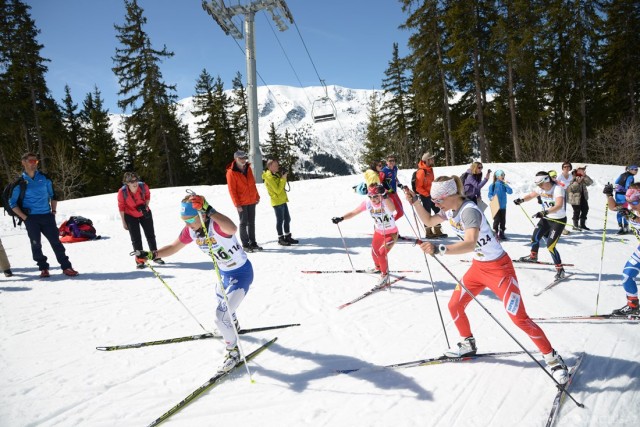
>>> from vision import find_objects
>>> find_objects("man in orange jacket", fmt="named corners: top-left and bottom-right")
top-left (226, 150), bottom-right (261, 252)
top-left (415, 152), bottom-right (446, 238)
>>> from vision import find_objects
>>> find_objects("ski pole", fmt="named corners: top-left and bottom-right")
top-left (335, 223), bottom-right (357, 272)
top-left (428, 252), bottom-right (584, 407)
top-left (135, 254), bottom-right (207, 332)
top-left (405, 208), bottom-right (450, 348)
top-left (595, 203), bottom-right (608, 315)
top-left (186, 190), bottom-right (253, 382)
top-left (518, 204), bottom-right (537, 228)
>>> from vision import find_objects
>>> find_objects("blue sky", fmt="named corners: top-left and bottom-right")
top-left (27, 0), bottom-right (411, 113)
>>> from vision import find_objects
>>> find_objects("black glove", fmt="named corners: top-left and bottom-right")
top-left (603, 183), bottom-right (614, 197)
top-left (536, 195), bottom-right (543, 205)
top-left (332, 216), bottom-right (344, 224)
top-left (513, 198), bottom-right (524, 205)
top-left (532, 211), bottom-right (546, 219)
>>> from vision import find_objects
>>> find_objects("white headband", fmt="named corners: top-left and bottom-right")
top-left (431, 179), bottom-right (459, 200)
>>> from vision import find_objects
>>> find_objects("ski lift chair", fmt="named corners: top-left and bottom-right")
top-left (311, 81), bottom-right (337, 123)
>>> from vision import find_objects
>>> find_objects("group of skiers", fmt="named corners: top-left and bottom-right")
top-left (332, 154), bottom-right (640, 386)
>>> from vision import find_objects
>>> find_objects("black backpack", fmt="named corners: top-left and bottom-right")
top-left (121, 181), bottom-right (146, 200)
top-left (2, 177), bottom-right (28, 227)
top-left (411, 170), bottom-right (418, 192)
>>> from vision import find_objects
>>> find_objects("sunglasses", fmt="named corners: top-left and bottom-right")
top-left (183, 215), bottom-right (198, 224)
top-left (26, 159), bottom-right (39, 165)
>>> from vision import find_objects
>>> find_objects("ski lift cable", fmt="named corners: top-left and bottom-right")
top-left (261, 10), bottom-right (313, 106)
top-left (228, 36), bottom-right (304, 134)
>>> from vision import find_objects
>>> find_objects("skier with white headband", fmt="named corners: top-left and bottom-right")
top-left (513, 171), bottom-right (568, 280)
top-left (403, 175), bottom-right (569, 384)
top-left (604, 182), bottom-right (640, 316)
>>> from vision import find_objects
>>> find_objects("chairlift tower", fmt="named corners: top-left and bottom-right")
top-left (202, 0), bottom-right (294, 182)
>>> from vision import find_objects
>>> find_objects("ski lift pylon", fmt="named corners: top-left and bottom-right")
top-left (311, 80), bottom-right (337, 123)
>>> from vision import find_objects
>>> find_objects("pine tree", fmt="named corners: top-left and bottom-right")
top-left (380, 43), bottom-right (414, 167)
top-left (60, 84), bottom-right (85, 162)
top-left (0, 0), bottom-right (64, 176)
top-left (112, 0), bottom-right (193, 187)
top-left (80, 86), bottom-right (122, 196)
top-left (363, 91), bottom-right (387, 168)
top-left (231, 71), bottom-right (249, 152)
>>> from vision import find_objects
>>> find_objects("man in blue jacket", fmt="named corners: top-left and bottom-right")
top-left (9, 152), bottom-right (78, 278)
top-left (614, 165), bottom-right (638, 234)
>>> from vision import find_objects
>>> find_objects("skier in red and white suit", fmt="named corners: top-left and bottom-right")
top-left (404, 175), bottom-right (569, 384)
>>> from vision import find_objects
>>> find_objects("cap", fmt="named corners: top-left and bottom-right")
top-left (627, 165), bottom-right (638, 171)
top-left (180, 201), bottom-right (198, 217)
top-left (495, 169), bottom-right (505, 177)
top-left (421, 152), bottom-right (435, 162)
top-left (234, 150), bottom-right (248, 159)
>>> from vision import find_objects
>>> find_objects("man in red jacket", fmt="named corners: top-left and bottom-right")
top-left (226, 150), bottom-right (261, 252)
top-left (414, 152), bottom-right (446, 238)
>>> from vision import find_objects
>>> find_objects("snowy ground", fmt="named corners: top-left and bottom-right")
top-left (1, 162), bottom-right (639, 427)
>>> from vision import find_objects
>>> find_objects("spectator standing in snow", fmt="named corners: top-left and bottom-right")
top-left (133, 194), bottom-right (253, 373)
top-left (463, 162), bottom-right (491, 212)
top-left (614, 165), bottom-right (638, 235)
top-left (414, 152), bottom-right (446, 238)
top-left (403, 177), bottom-right (569, 384)
top-left (487, 170), bottom-right (513, 240)
top-left (8, 152), bottom-right (78, 278)
top-left (118, 172), bottom-right (163, 269)
top-left (0, 237), bottom-right (12, 277)
top-left (226, 150), bottom-right (262, 252)
top-left (381, 155), bottom-right (404, 221)
top-left (566, 166), bottom-right (593, 230)
top-left (332, 184), bottom-right (399, 289)
top-left (262, 159), bottom-right (299, 246)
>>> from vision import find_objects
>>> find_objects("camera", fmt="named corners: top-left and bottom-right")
top-left (137, 204), bottom-right (151, 219)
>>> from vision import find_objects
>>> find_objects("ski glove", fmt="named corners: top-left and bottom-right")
top-left (332, 216), bottom-right (344, 224)
top-left (132, 249), bottom-right (158, 263)
top-left (189, 195), bottom-right (216, 215)
top-left (532, 211), bottom-right (546, 219)
top-left (513, 198), bottom-right (524, 205)
top-left (603, 183), bottom-right (614, 196)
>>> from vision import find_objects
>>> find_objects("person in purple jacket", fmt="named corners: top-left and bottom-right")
top-left (463, 162), bottom-right (491, 211)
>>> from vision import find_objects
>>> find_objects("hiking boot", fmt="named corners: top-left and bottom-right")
top-left (153, 258), bottom-right (165, 265)
top-left (217, 345), bottom-right (240, 373)
top-left (518, 252), bottom-right (538, 262)
top-left (284, 234), bottom-right (299, 244)
top-left (3, 269), bottom-right (12, 277)
top-left (554, 267), bottom-right (566, 280)
top-left (374, 273), bottom-right (390, 289)
top-left (572, 220), bottom-right (581, 231)
top-left (580, 221), bottom-right (590, 231)
top-left (617, 227), bottom-right (627, 235)
top-left (278, 235), bottom-right (291, 246)
top-left (425, 226), bottom-right (435, 238)
top-left (40, 269), bottom-right (50, 278)
top-left (444, 336), bottom-right (477, 358)
top-left (544, 350), bottom-right (569, 384)
top-left (242, 245), bottom-right (254, 253)
top-left (136, 261), bottom-right (147, 269)
top-left (498, 230), bottom-right (507, 241)
top-left (432, 224), bottom-right (447, 238)
top-left (249, 242), bottom-right (263, 251)
top-left (63, 268), bottom-right (79, 277)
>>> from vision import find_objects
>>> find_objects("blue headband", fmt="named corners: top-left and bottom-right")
top-left (180, 201), bottom-right (198, 217)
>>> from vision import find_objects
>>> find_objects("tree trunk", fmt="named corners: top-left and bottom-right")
top-left (507, 60), bottom-right (521, 162)
top-left (436, 37), bottom-right (454, 165)
top-left (472, 43), bottom-right (489, 162)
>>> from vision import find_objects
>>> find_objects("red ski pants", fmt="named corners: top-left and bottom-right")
top-left (371, 231), bottom-right (398, 274)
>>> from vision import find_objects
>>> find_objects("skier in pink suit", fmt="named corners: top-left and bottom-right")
top-left (332, 184), bottom-right (399, 288)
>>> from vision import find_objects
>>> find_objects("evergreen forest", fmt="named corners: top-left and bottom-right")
top-left (1, 0), bottom-right (638, 200)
